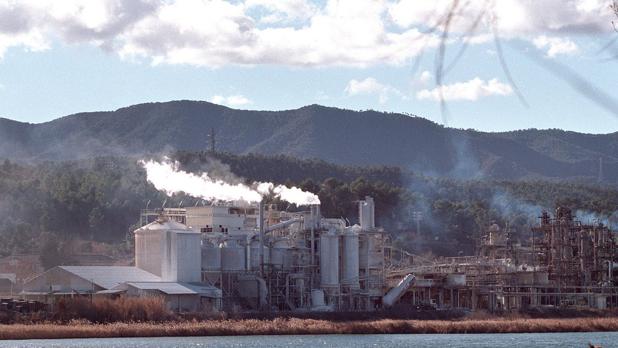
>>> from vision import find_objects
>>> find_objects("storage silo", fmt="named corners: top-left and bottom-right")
top-left (249, 239), bottom-right (269, 271)
top-left (221, 239), bottom-right (247, 271)
top-left (270, 239), bottom-right (293, 270)
top-left (162, 229), bottom-right (201, 282)
top-left (320, 229), bottom-right (340, 289)
top-left (201, 240), bottom-right (222, 272)
top-left (341, 227), bottom-right (360, 289)
top-left (134, 216), bottom-right (200, 282)
top-left (359, 196), bottom-right (375, 230)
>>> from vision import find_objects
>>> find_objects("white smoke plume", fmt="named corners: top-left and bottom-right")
top-left (140, 157), bottom-right (320, 205)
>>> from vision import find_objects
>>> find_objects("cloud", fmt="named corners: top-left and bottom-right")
top-left (533, 35), bottom-right (580, 58)
top-left (209, 94), bottom-right (252, 107)
top-left (388, 0), bottom-right (614, 36)
top-left (244, 0), bottom-right (317, 24)
top-left (416, 78), bottom-right (513, 102)
top-left (345, 77), bottom-right (400, 104)
top-left (0, 1), bottom-right (610, 66)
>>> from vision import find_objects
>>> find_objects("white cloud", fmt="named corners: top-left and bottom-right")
top-left (0, 0), bottom-right (609, 65)
top-left (417, 70), bottom-right (432, 85)
top-left (210, 94), bottom-right (252, 107)
top-left (388, 0), bottom-right (614, 36)
top-left (416, 78), bottom-right (513, 102)
top-left (533, 35), bottom-right (580, 58)
top-left (245, 0), bottom-right (317, 24)
top-left (345, 77), bottom-right (401, 104)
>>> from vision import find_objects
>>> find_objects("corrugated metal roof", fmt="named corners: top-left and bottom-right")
top-left (123, 282), bottom-right (222, 297)
top-left (59, 266), bottom-right (161, 290)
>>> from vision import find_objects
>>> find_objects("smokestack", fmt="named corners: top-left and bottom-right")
top-left (259, 200), bottom-right (265, 275)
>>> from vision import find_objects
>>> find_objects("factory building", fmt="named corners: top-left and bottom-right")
top-left (19, 196), bottom-right (618, 314)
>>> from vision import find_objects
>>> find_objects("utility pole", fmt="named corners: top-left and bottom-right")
top-left (208, 127), bottom-right (216, 153)
top-left (598, 157), bottom-right (604, 183)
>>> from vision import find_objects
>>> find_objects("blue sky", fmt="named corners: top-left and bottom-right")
top-left (0, 0), bottom-right (617, 133)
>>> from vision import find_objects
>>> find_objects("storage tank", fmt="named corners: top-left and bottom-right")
top-left (270, 239), bottom-right (293, 270)
top-left (359, 196), bottom-right (375, 230)
top-left (359, 233), bottom-right (382, 269)
top-left (249, 239), bottom-right (269, 271)
top-left (201, 240), bottom-right (222, 271)
top-left (221, 239), bottom-right (247, 271)
top-left (134, 216), bottom-right (200, 282)
top-left (320, 229), bottom-right (340, 288)
top-left (341, 227), bottom-right (360, 289)
top-left (163, 230), bottom-right (202, 282)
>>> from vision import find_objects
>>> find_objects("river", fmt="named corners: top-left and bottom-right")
top-left (0, 332), bottom-right (616, 348)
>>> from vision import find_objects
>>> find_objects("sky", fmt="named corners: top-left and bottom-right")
top-left (0, 0), bottom-right (618, 133)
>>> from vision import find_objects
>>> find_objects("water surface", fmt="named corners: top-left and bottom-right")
top-left (0, 332), bottom-right (616, 348)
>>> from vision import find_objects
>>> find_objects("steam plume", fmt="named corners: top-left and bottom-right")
top-left (140, 158), bottom-right (320, 205)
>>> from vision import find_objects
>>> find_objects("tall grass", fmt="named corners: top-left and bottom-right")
top-left (0, 317), bottom-right (617, 340)
top-left (52, 297), bottom-right (173, 323)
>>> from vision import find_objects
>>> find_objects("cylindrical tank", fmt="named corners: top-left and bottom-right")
top-left (359, 196), bottom-right (375, 230)
top-left (341, 228), bottom-right (360, 289)
top-left (249, 240), bottom-right (269, 271)
top-left (534, 271), bottom-right (549, 285)
top-left (201, 241), bottom-right (221, 271)
top-left (320, 230), bottom-right (340, 288)
top-left (446, 273), bottom-right (466, 287)
top-left (359, 233), bottom-right (382, 269)
top-left (221, 240), bottom-right (246, 271)
top-left (311, 289), bottom-right (326, 307)
top-left (270, 239), bottom-right (293, 270)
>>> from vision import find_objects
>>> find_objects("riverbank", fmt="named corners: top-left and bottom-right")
top-left (1, 317), bottom-right (617, 340)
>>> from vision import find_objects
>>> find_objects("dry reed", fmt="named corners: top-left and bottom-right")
top-left (0, 317), bottom-right (617, 340)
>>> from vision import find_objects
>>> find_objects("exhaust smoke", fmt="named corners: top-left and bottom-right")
top-left (140, 157), bottom-right (320, 205)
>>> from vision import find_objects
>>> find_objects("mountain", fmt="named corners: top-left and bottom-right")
top-left (1, 100), bottom-right (616, 183)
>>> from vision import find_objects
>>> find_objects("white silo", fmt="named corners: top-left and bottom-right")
top-left (359, 196), bottom-right (375, 230)
top-left (341, 226), bottom-right (360, 289)
top-left (134, 215), bottom-right (201, 282)
top-left (163, 229), bottom-right (202, 282)
top-left (319, 229), bottom-right (340, 289)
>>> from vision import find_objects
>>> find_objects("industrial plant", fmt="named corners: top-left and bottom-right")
top-left (14, 195), bottom-right (618, 314)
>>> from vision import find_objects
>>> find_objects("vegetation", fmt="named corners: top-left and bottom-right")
top-left (0, 317), bottom-right (618, 339)
top-left (0, 153), bottom-right (617, 262)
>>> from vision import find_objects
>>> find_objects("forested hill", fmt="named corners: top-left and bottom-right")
top-left (1, 100), bottom-right (617, 183)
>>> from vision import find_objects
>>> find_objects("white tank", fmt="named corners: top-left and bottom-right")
top-left (359, 233), bottom-right (382, 269)
top-left (221, 240), bottom-right (246, 271)
top-left (341, 227), bottom-right (360, 289)
top-left (359, 196), bottom-right (375, 230)
top-left (201, 241), bottom-right (221, 271)
top-left (134, 218), bottom-right (201, 282)
top-left (320, 229), bottom-right (339, 288)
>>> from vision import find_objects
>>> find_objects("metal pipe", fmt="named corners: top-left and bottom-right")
top-left (265, 218), bottom-right (302, 233)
